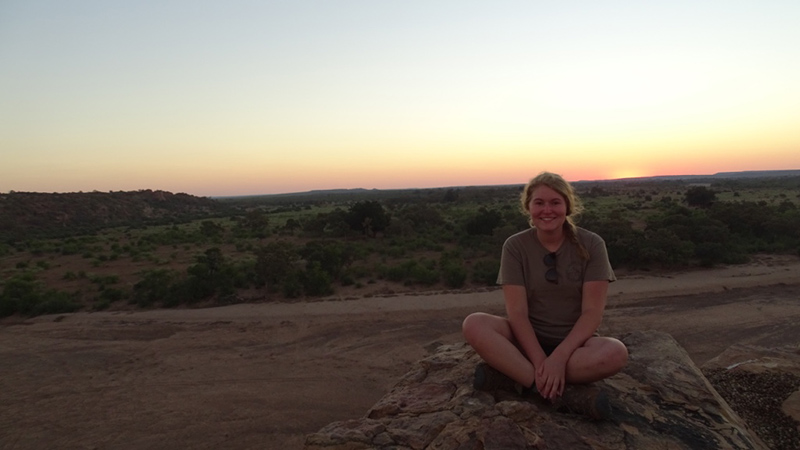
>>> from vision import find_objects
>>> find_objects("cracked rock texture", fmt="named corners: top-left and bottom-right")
top-left (305, 331), bottom-right (769, 450)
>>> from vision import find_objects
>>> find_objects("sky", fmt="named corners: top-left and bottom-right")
top-left (1, 1), bottom-right (799, 197)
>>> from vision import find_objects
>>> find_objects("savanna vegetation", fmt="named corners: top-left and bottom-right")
top-left (2, 175), bottom-right (800, 317)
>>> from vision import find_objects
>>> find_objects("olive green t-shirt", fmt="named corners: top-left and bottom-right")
top-left (496, 227), bottom-right (616, 345)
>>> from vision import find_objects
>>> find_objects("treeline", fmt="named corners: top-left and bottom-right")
top-left (2, 178), bottom-right (799, 317)
top-left (0, 198), bottom-right (511, 315)
top-left (585, 186), bottom-right (800, 267)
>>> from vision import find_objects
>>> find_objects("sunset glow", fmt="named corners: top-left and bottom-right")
top-left (1, 1), bottom-right (799, 196)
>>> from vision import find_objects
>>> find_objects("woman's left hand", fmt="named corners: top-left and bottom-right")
top-left (535, 354), bottom-right (568, 400)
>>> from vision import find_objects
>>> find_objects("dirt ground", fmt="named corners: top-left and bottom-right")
top-left (2, 255), bottom-right (800, 450)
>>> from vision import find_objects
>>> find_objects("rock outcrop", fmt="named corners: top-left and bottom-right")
top-left (305, 331), bottom-right (768, 449)
top-left (0, 190), bottom-right (225, 241)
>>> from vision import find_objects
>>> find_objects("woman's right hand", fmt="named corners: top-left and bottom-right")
top-left (534, 354), bottom-right (567, 400)
top-left (530, 354), bottom-right (547, 390)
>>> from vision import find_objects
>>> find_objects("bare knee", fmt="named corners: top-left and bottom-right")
top-left (571, 337), bottom-right (629, 382)
top-left (462, 312), bottom-right (509, 349)
top-left (462, 312), bottom-right (488, 344)
top-left (605, 339), bottom-right (629, 374)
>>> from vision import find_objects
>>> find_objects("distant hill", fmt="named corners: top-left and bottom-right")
top-left (220, 169), bottom-right (800, 202)
top-left (583, 169), bottom-right (800, 183)
top-left (711, 169), bottom-right (800, 178)
top-left (0, 190), bottom-right (227, 242)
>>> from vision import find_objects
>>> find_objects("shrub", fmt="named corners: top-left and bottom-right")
top-left (132, 269), bottom-right (179, 307)
top-left (281, 270), bottom-right (303, 298)
top-left (99, 287), bottom-right (125, 302)
top-left (93, 298), bottom-right (111, 311)
top-left (303, 262), bottom-right (334, 296)
top-left (299, 240), bottom-right (353, 280)
top-left (346, 201), bottom-right (390, 236)
top-left (255, 241), bottom-right (298, 292)
top-left (471, 259), bottom-right (500, 286)
top-left (90, 274), bottom-right (120, 288)
top-left (0, 273), bottom-right (78, 317)
top-left (33, 294), bottom-right (79, 316)
top-left (408, 261), bottom-right (439, 286)
top-left (441, 261), bottom-right (467, 288)
top-left (685, 186), bottom-right (716, 208)
top-left (466, 208), bottom-right (503, 236)
top-left (383, 259), bottom-right (439, 286)
top-left (440, 251), bottom-right (467, 288)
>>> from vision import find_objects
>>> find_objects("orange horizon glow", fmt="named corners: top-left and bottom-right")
top-left (3, 148), bottom-right (799, 197)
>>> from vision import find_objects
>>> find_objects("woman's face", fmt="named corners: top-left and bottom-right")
top-left (528, 185), bottom-right (567, 232)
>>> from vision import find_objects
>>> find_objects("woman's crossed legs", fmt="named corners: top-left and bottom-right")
top-left (462, 312), bottom-right (628, 390)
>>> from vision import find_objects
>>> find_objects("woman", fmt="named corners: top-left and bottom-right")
top-left (462, 172), bottom-right (628, 402)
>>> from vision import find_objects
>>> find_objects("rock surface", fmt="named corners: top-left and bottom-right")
top-left (703, 344), bottom-right (800, 450)
top-left (306, 331), bottom-right (768, 449)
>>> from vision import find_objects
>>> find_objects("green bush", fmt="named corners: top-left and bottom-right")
top-left (99, 287), bottom-right (125, 302)
top-left (281, 270), bottom-right (303, 298)
top-left (93, 298), bottom-right (111, 311)
top-left (471, 259), bottom-right (499, 286)
top-left (303, 262), bottom-right (334, 296)
top-left (685, 186), bottom-right (716, 207)
top-left (465, 208), bottom-right (503, 236)
top-left (33, 294), bottom-right (79, 316)
top-left (0, 273), bottom-right (78, 317)
top-left (255, 240), bottom-right (298, 291)
top-left (408, 261), bottom-right (439, 286)
top-left (132, 269), bottom-right (179, 307)
top-left (299, 240), bottom-right (352, 281)
top-left (383, 259), bottom-right (439, 286)
top-left (346, 201), bottom-right (390, 236)
top-left (441, 262), bottom-right (467, 288)
top-left (90, 274), bottom-right (120, 287)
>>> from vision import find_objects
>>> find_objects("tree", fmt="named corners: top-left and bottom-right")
top-left (466, 208), bottom-right (502, 236)
top-left (299, 240), bottom-right (352, 280)
top-left (441, 260), bottom-right (467, 288)
top-left (404, 204), bottom-right (445, 229)
top-left (184, 248), bottom-right (228, 302)
top-left (192, 247), bottom-right (224, 279)
top-left (322, 209), bottom-right (350, 237)
top-left (302, 262), bottom-right (334, 296)
top-left (346, 201), bottom-right (390, 236)
top-left (132, 269), bottom-right (179, 307)
top-left (255, 241), bottom-right (297, 294)
top-left (200, 220), bottom-right (224, 239)
top-left (471, 259), bottom-right (500, 286)
top-left (685, 186), bottom-right (716, 208)
top-left (237, 210), bottom-right (270, 239)
top-left (281, 218), bottom-right (301, 235)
